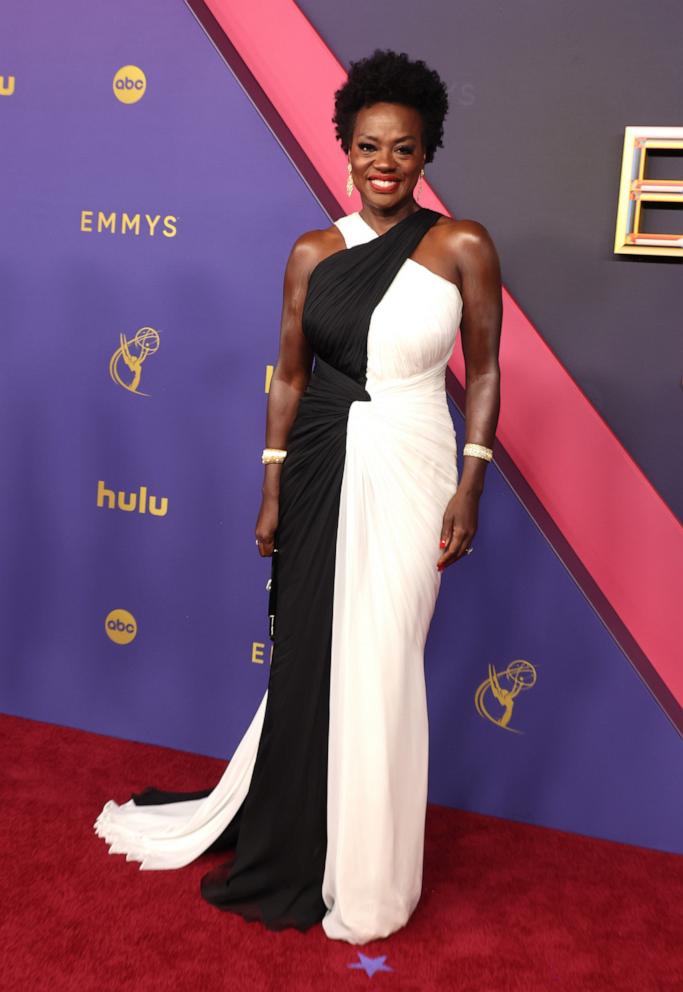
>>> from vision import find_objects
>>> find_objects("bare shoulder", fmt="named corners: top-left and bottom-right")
top-left (434, 215), bottom-right (497, 251)
top-left (286, 223), bottom-right (346, 281)
top-left (433, 215), bottom-right (500, 278)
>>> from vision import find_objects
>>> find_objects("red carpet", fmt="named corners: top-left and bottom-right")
top-left (2, 712), bottom-right (681, 992)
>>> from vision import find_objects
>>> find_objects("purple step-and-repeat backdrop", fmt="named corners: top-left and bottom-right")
top-left (1, 0), bottom-right (680, 855)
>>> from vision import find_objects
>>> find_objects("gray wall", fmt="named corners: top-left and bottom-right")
top-left (299, 0), bottom-right (683, 518)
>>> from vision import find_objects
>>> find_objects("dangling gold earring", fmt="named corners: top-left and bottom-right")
top-left (416, 167), bottom-right (425, 202)
top-left (346, 159), bottom-right (354, 198)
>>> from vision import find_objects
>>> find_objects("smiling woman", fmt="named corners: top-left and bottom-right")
top-left (93, 47), bottom-right (502, 946)
top-left (335, 51), bottom-right (446, 216)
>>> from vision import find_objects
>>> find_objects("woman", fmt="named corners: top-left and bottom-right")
top-left (94, 48), bottom-right (502, 945)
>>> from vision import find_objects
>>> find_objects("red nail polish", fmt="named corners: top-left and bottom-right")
top-left (439, 539), bottom-right (446, 548)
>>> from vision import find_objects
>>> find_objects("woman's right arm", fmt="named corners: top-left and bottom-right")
top-left (255, 230), bottom-right (328, 557)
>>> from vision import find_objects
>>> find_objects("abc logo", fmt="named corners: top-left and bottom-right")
top-left (105, 608), bottom-right (138, 644)
top-left (113, 65), bottom-right (146, 104)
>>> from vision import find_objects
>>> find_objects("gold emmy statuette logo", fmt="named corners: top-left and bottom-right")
top-left (113, 65), bottom-right (146, 104)
top-left (110, 325), bottom-right (160, 395)
top-left (0, 74), bottom-right (15, 96)
top-left (105, 608), bottom-right (138, 644)
top-left (97, 480), bottom-right (168, 516)
top-left (265, 365), bottom-right (274, 393)
top-left (474, 659), bottom-right (537, 734)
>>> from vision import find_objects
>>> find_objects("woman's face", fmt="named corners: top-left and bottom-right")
top-left (348, 102), bottom-right (426, 209)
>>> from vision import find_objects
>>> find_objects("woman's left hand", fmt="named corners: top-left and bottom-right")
top-left (437, 488), bottom-right (480, 571)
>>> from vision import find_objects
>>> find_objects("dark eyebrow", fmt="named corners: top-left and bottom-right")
top-left (357, 133), bottom-right (417, 143)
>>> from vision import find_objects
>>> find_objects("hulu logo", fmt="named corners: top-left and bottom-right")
top-left (97, 480), bottom-right (168, 516)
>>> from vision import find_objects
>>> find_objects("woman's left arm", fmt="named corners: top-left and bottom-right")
top-left (437, 220), bottom-right (502, 571)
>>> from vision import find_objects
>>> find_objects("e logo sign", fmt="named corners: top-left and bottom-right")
top-left (113, 65), bottom-right (147, 104)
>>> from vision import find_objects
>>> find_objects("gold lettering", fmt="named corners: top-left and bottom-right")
top-left (118, 491), bottom-right (137, 511)
top-left (148, 495), bottom-right (168, 517)
top-left (163, 215), bottom-right (177, 238)
top-left (97, 212), bottom-right (116, 234)
top-left (121, 213), bottom-right (141, 235)
top-left (145, 214), bottom-right (161, 236)
top-left (252, 642), bottom-right (265, 665)
top-left (96, 479), bottom-right (115, 508)
top-left (80, 210), bottom-right (177, 237)
top-left (96, 479), bottom-right (167, 515)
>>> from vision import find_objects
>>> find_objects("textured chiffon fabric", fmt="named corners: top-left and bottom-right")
top-left (93, 207), bottom-right (462, 944)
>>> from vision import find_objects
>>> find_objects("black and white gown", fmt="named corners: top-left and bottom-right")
top-left (93, 207), bottom-right (463, 944)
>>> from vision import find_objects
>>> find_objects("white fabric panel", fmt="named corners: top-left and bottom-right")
top-left (93, 691), bottom-right (268, 869)
top-left (321, 213), bottom-right (461, 942)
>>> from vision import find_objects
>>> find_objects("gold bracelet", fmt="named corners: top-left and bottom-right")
top-left (262, 447), bottom-right (288, 465)
top-left (463, 442), bottom-right (493, 461)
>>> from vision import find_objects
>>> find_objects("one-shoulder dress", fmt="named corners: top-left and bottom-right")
top-left (93, 206), bottom-right (463, 945)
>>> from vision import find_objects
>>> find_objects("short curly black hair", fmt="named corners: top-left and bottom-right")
top-left (332, 49), bottom-right (449, 164)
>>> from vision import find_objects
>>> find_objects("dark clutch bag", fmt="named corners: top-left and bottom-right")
top-left (267, 547), bottom-right (279, 641)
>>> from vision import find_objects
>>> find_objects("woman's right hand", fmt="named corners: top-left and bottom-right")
top-left (255, 492), bottom-right (279, 557)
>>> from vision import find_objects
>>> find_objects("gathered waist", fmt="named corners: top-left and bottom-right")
top-left (290, 356), bottom-right (452, 445)
top-left (305, 355), bottom-right (448, 402)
